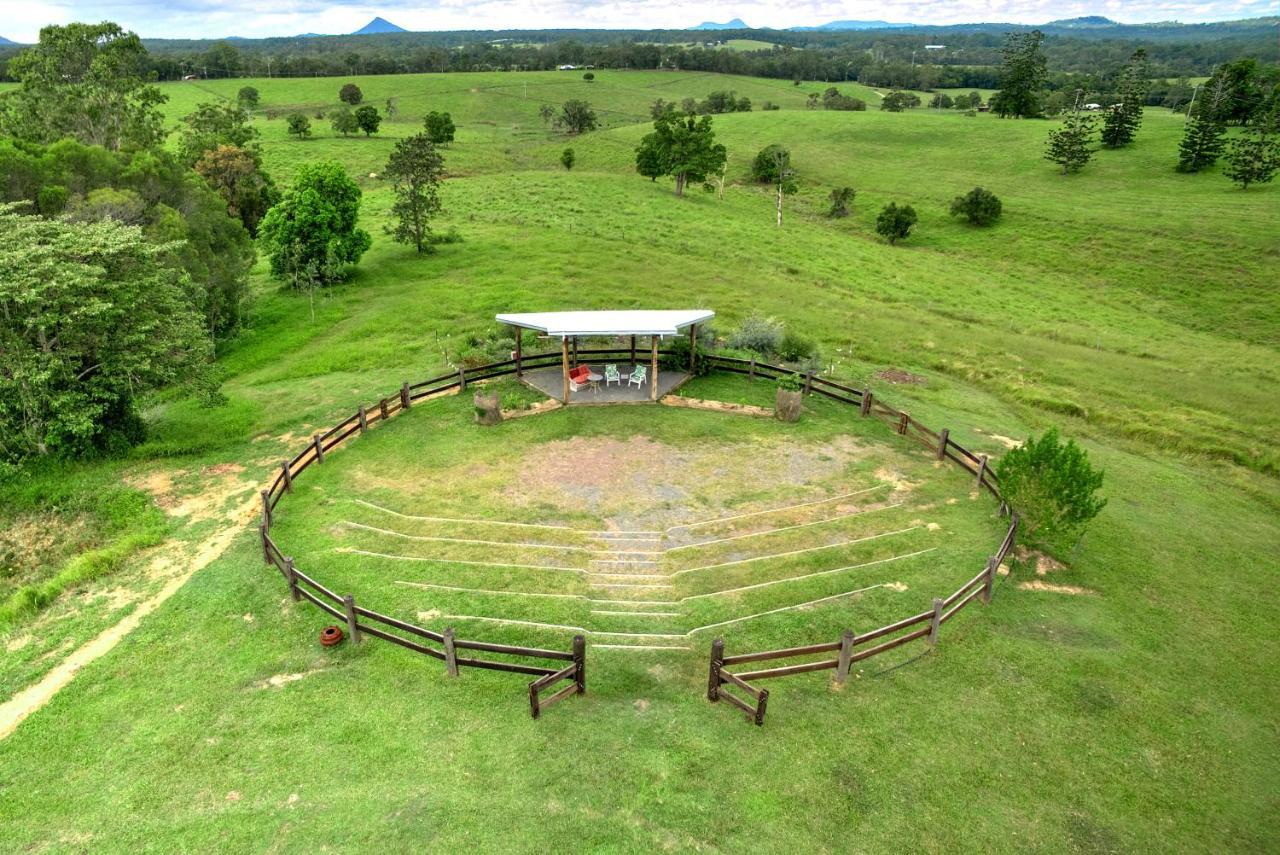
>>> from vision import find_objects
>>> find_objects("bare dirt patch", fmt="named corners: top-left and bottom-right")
top-left (661, 396), bottom-right (773, 418)
top-left (1016, 546), bottom-right (1068, 576)
top-left (1019, 579), bottom-right (1095, 596)
top-left (253, 668), bottom-right (325, 690)
top-left (975, 428), bottom-right (1021, 450)
top-left (874, 368), bottom-right (926, 385)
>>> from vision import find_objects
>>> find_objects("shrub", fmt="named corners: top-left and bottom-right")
top-left (423, 110), bottom-right (456, 144)
top-left (776, 330), bottom-right (818, 363)
top-left (339, 83), bottom-right (363, 105)
top-left (875, 203), bottom-right (918, 244)
top-left (996, 428), bottom-right (1106, 550)
top-left (237, 86), bottom-right (259, 109)
top-left (949, 186), bottom-right (1003, 226)
top-left (354, 105), bottom-right (381, 136)
top-left (286, 113), bottom-right (311, 139)
top-left (582, 72), bottom-right (594, 82)
top-left (751, 144), bottom-right (790, 183)
top-left (561, 147), bottom-right (575, 170)
top-left (828, 186), bottom-right (855, 218)
top-left (761, 101), bottom-right (780, 111)
top-left (776, 372), bottom-right (804, 392)
top-left (728, 313), bottom-right (783, 356)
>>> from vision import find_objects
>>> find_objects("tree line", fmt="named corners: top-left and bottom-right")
top-left (0, 23), bottom-right (455, 464)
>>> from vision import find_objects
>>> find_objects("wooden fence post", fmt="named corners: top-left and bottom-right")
top-left (928, 597), bottom-right (944, 647)
top-left (803, 371), bottom-right (813, 395)
top-left (936, 428), bottom-right (949, 461)
top-left (982, 556), bottom-right (997, 604)
top-left (443, 626), bottom-right (458, 677)
top-left (281, 460), bottom-right (293, 493)
top-left (379, 398), bottom-right (389, 420)
top-left (342, 594), bottom-right (361, 643)
top-left (897, 412), bottom-right (909, 435)
top-left (860, 390), bottom-right (873, 416)
top-left (748, 356), bottom-right (756, 379)
top-left (707, 638), bottom-right (724, 701)
top-left (260, 490), bottom-right (272, 530)
top-left (284, 557), bottom-right (300, 602)
top-left (260, 523), bottom-right (271, 565)
top-left (312, 434), bottom-right (324, 464)
top-left (975, 454), bottom-right (988, 490)
top-left (458, 367), bottom-right (467, 391)
top-left (357, 406), bottom-right (367, 433)
top-left (835, 629), bottom-right (854, 685)
top-left (529, 683), bottom-right (540, 719)
top-left (400, 382), bottom-right (411, 409)
top-left (630, 335), bottom-right (636, 366)
top-left (754, 689), bottom-right (769, 727)
top-left (573, 634), bottom-right (586, 694)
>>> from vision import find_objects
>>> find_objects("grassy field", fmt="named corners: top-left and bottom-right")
top-left (1, 68), bottom-right (1277, 851)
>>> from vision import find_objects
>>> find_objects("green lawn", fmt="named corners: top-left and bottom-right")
top-left (1, 68), bottom-right (1277, 851)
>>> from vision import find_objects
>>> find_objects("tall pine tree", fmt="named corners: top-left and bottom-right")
top-left (1177, 76), bottom-right (1229, 173)
top-left (990, 30), bottom-right (1048, 119)
top-left (1101, 49), bottom-right (1149, 148)
top-left (1045, 92), bottom-right (1099, 175)
top-left (1223, 124), bottom-right (1280, 189)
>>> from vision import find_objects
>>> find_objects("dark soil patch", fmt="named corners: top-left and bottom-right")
top-left (874, 368), bottom-right (926, 385)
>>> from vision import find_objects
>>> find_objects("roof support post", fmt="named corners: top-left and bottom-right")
top-left (561, 337), bottom-right (571, 404)
top-left (571, 336), bottom-right (578, 369)
top-left (630, 335), bottom-right (636, 366)
top-left (688, 323), bottom-right (698, 373)
top-left (514, 325), bottom-right (522, 379)
top-left (650, 336), bottom-right (659, 401)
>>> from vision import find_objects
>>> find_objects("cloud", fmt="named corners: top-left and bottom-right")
top-left (6, 0), bottom-right (1275, 42)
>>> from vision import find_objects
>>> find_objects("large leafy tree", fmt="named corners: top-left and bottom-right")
top-left (0, 206), bottom-right (211, 459)
top-left (383, 133), bottom-right (445, 254)
top-left (1101, 49), bottom-right (1149, 149)
top-left (0, 22), bottom-right (165, 151)
top-left (354, 105), bottom-right (382, 136)
top-left (259, 160), bottom-right (371, 287)
top-left (176, 102), bottom-right (259, 166)
top-left (193, 144), bottom-right (280, 236)
top-left (990, 29), bottom-right (1047, 119)
top-left (634, 111), bottom-right (727, 196)
top-left (556, 100), bottom-right (598, 135)
top-left (0, 139), bottom-right (255, 336)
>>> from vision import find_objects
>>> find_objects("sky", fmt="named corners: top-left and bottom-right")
top-left (4, 0), bottom-right (1276, 42)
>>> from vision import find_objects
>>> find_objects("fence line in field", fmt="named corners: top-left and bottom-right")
top-left (257, 347), bottom-right (1016, 723)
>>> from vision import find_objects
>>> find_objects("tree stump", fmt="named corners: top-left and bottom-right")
top-left (473, 391), bottom-right (502, 426)
top-left (775, 388), bottom-right (803, 423)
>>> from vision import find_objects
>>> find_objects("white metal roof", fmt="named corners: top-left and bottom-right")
top-left (496, 309), bottom-right (714, 338)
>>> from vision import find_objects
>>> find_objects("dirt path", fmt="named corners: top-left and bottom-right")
top-left (0, 495), bottom-right (259, 742)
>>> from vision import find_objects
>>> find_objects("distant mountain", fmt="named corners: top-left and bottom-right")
top-left (353, 17), bottom-right (407, 35)
top-left (0, 35), bottom-right (18, 45)
top-left (1046, 16), bottom-right (1120, 28)
top-left (691, 18), bottom-right (749, 30)
top-left (793, 20), bottom-right (912, 31)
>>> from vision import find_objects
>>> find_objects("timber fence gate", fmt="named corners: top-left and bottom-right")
top-left (258, 347), bottom-right (1017, 724)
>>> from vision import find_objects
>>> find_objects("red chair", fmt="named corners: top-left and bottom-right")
top-left (568, 365), bottom-right (592, 391)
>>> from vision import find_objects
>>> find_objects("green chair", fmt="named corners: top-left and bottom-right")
top-left (604, 364), bottom-right (621, 387)
top-left (627, 365), bottom-right (647, 390)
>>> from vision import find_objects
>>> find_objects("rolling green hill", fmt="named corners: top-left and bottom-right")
top-left (1, 69), bottom-right (1277, 852)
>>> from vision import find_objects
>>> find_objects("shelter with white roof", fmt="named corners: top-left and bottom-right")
top-left (495, 309), bottom-right (713, 404)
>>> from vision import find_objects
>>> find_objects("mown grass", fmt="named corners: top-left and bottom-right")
top-left (0, 68), bottom-right (1277, 851)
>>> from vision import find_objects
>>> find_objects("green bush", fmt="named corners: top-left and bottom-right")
top-left (728, 313), bottom-right (783, 356)
top-left (949, 186), bottom-right (1003, 226)
top-left (996, 428), bottom-right (1107, 550)
top-left (776, 373), bottom-right (804, 391)
top-left (776, 330), bottom-right (818, 363)
top-left (876, 202), bottom-right (918, 245)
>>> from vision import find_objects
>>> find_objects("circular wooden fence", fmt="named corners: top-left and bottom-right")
top-left (257, 348), bottom-right (1018, 723)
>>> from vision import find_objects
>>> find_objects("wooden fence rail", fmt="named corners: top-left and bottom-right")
top-left (707, 514), bottom-right (1016, 725)
top-left (257, 347), bottom-right (1018, 725)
